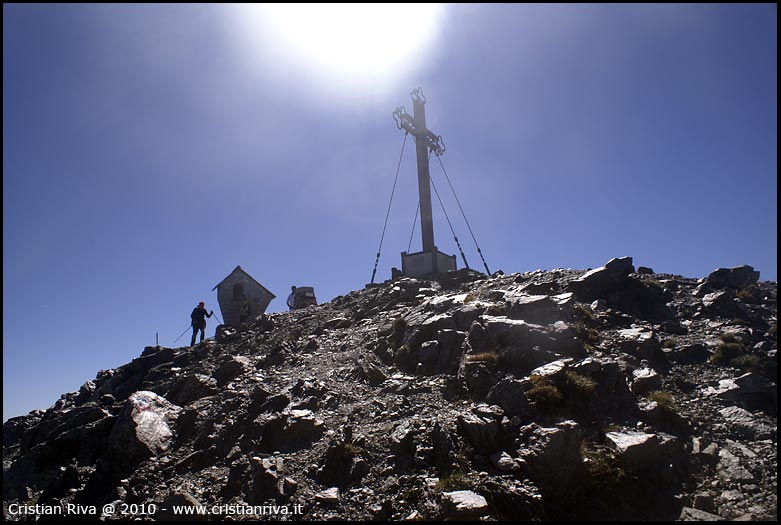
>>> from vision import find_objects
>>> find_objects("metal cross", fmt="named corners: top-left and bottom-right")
top-left (393, 87), bottom-right (446, 254)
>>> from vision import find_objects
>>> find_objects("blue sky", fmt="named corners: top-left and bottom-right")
top-left (3, 4), bottom-right (776, 421)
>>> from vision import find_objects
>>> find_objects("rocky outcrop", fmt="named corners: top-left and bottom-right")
top-left (707, 265), bottom-right (761, 289)
top-left (3, 258), bottom-right (777, 521)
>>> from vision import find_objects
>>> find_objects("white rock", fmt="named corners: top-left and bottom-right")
top-left (490, 451), bottom-right (520, 471)
top-left (442, 490), bottom-right (488, 518)
top-left (315, 487), bottom-right (340, 503)
top-left (605, 430), bottom-right (661, 472)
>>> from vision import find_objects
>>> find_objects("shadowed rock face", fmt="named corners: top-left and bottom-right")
top-left (3, 259), bottom-right (777, 521)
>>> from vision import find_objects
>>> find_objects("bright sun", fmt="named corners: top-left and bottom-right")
top-left (235, 4), bottom-right (443, 87)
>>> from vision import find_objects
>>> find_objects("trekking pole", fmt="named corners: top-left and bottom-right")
top-left (173, 324), bottom-right (192, 344)
top-left (211, 311), bottom-right (223, 325)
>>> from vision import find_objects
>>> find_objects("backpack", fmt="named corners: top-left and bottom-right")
top-left (191, 308), bottom-right (205, 327)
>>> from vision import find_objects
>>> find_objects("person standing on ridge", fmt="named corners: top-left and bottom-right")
top-left (190, 301), bottom-right (213, 346)
top-left (287, 286), bottom-right (297, 311)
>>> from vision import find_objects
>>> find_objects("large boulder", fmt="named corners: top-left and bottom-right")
top-left (108, 391), bottom-right (182, 471)
top-left (479, 316), bottom-right (584, 374)
top-left (507, 294), bottom-right (561, 325)
top-left (605, 430), bottom-right (662, 473)
top-left (567, 257), bottom-right (634, 300)
top-left (441, 490), bottom-right (489, 520)
top-left (706, 265), bottom-right (760, 289)
top-left (517, 420), bottom-right (582, 490)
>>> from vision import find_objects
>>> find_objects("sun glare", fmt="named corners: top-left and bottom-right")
top-left (234, 4), bottom-right (443, 89)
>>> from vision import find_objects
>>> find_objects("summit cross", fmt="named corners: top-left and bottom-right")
top-left (393, 87), bottom-right (446, 254)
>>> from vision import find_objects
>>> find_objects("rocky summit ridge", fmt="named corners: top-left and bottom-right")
top-left (3, 257), bottom-right (777, 521)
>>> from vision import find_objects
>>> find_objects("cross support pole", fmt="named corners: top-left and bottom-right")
top-left (412, 96), bottom-right (436, 253)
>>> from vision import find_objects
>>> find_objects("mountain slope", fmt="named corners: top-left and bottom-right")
top-left (3, 258), bottom-right (777, 521)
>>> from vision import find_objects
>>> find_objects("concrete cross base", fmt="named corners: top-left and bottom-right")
top-left (400, 248), bottom-right (457, 278)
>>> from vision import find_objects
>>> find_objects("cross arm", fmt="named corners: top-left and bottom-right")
top-left (393, 106), bottom-right (446, 156)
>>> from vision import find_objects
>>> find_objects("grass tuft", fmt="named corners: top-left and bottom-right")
top-left (647, 390), bottom-right (675, 412)
top-left (465, 351), bottom-right (500, 367)
top-left (564, 371), bottom-right (597, 395)
top-left (435, 469), bottom-right (469, 492)
top-left (581, 442), bottom-right (625, 491)
top-left (527, 376), bottom-right (563, 413)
